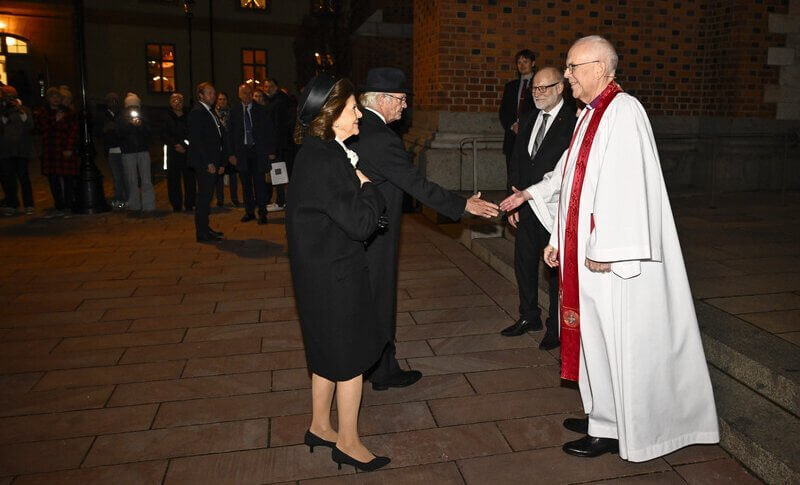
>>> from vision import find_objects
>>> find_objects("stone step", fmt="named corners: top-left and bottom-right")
top-left (461, 231), bottom-right (800, 483)
top-left (710, 367), bottom-right (800, 484)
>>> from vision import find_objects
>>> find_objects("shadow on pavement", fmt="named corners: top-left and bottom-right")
top-left (215, 238), bottom-right (285, 259)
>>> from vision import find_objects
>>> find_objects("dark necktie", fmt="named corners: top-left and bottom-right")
top-left (531, 113), bottom-right (550, 160)
top-left (517, 78), bottom-right (529, 119)
top-left (244, 105), bottom-right (254, 146)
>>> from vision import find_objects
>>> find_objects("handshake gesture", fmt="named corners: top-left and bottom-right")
top-left (466, 192), bottom-right (500, 218)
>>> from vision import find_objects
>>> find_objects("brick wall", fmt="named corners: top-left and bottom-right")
top-left (413, 0), bottom-right (788, 118)
top-left (350, 36), bottom-right (413, 87)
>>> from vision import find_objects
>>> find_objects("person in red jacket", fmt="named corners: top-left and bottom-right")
top-left (35, 87), bottom-right (78, 218)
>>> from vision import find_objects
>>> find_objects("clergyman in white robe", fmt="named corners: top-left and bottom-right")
top-left (526, 91), bottom-right (720, 462)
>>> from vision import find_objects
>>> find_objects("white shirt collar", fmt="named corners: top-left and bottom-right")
top-left (520, 73), bottom-right (534, 82)
top-left (365, 107), bottom-right (387, 124)
top-left (199, 101), bottom-right (213, 112)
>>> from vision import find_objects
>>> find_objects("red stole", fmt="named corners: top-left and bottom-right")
top-left (559, 82), bottom-right (622, 382)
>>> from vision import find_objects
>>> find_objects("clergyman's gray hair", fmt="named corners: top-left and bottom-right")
top-left (574, 35), bottom-right (619, 75)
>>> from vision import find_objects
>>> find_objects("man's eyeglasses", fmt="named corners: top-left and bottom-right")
top-left (531, 82), bottom-right (560, 94)
top-left (564, 60), bottom-right (600, 74)
top-left (382, 93), bottom-right (407, 104)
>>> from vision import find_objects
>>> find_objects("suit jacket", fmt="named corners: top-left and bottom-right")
top-left (286, 134), bottom-right (389, 381)
top-left (265, 91), bottom-right (294, 161)
top-left (226, 102), bottom-right (275, 172)
top-left (187, 103), bottom-right (223, 171)
top-left (509, 100), bottom-right (577, 221)
top-left (350, 109), bottom-right (466, 335)
top-left (499, 77), bottom-right (534, 155)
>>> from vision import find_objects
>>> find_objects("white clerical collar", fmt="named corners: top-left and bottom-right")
top-left (541, 98), bottom-right (564, 118)
top-left (365, 107), bottom-right (387, 124)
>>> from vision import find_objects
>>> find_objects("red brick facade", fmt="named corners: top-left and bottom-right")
top-left (413, 0), bottom-right (788, 118)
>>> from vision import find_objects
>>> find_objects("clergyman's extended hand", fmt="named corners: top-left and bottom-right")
top-left (499, 186), bottom-right (531, 213)
top-left (465, 192), bottom-right (499, 218)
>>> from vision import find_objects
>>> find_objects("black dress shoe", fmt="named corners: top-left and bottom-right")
top-left (500, 318), bottom-right (543, 337)
top-left (257, 214), bottom-right (268, 225)
top-left (562, 435), bottom-right (619, 458)
top-left (304, 429), bottom-right (335, 453)
top-left (241, 213), bottom-right (255, 222)
top-left (563, 417), bottom-right (588, 434)
top-left (371, 369), bottom-right (422, 391)
top-left (332, 447), bottom-right (390, 472)
top-left (196, 233), bottom-right (222, 243)
top-left (539, 331), bottom-right (560, 350)
top-left (208, 228), bottom-right (223, 237)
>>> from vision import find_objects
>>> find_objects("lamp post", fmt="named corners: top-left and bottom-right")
top-left (183, 0), bottom-right (195, 99)
top-left (73, 0), bottom-right (109, 213)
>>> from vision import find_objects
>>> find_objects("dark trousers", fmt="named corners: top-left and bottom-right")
top-left (195, 169), bottom-right (218, 237)
top-left (238, 146), bottom-right (267, 216)
top-left (1, 157), bottom-right (34, 208)
top-left (368, 342), bottom-right (403, 383)
top-left (166, 153), bottom-right (196, 211)
top-left (47, 175), bottom-right (76, 211)
top-left (515, 213), bottom-right (559, 334)
top-left (215, 165), bottom-right (239, 206)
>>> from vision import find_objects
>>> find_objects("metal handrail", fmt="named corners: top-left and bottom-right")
top-left (459, 136), bottom-right (504, 194)
top-left (458, 131), bottom-right (797, 206)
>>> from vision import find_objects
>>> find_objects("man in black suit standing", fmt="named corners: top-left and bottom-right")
top-left (499, 49), bottom-right (536, 191)
top-left (500, 67), bottom-right (577, 349)
top-left (264, 78), bottom-right (293, 212)
top-left (352, 68), bottom-right (499, 391)
top-left (227, 83), bottom-right (275, 225)
top-left (188, 81), bottom-right (225, 242)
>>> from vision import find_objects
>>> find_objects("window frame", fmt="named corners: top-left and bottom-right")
top-left (0, 34), bottom-right (30, 55)
top-left (241, 47), bottom-right (269, 86)
top-left (238, 0), bottom-right (270, 13)
top-left (145, 42), bottom-right (177, 95)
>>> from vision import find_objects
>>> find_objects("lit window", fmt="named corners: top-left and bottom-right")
top-left (146, 43), bottom-right (176, 94)
top-left (242, 48), bottom-right (267, 85)
top-left (1, 35), bottom-right (28, 55)
top-left (240, 0), bottom-right (268, 10)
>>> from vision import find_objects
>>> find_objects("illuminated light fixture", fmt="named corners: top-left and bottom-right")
top-left (163, 144), bottom-right (168, 170)
top-left (153, 76), bottom-right (161, 81)
top-left (6, 37), bottom-right (15, 46)
top-left (0, 21), bottom-right (6, 30)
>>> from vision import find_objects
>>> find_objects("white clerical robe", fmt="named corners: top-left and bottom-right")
top-left (526, 92), bottom-right (719, 462)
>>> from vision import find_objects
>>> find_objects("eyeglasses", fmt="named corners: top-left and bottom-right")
top-left (564, 60), bottom-right (600, 74)
top-left (531, 82), bottom-right (560, 94)
top-left (382, 93), bottom-right (407, 104)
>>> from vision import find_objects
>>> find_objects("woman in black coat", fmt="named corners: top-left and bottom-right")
top-left (286, 76), bottom-right (390, 472)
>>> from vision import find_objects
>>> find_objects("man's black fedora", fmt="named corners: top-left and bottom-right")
top-left (359, 67), bottom-right (411, 94)
top-left (297, 74), bottom-right (338, 126)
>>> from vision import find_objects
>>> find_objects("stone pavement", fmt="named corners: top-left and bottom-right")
top-left (0, 175), bottom-right (760, 484)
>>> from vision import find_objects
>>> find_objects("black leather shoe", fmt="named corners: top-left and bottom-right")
top-left (332, 447), bottom-right (390, 472)
top-left (500, 318), bottom-right (543, 337)
top-left (258, 214), bottom-right (268, 225)
top-left (539, 331), bottom-right (560, 350)
top-left (241, 213), bottom-right (255, 222)
top-left (196, 233), bottom-right (222, 243)
top-left (208, 228), bottom-right (223, 237)
top-left (562, 435), bottom-right (619, 458)
top-left (371, 370), bottom-right (422, 391)
top-left (304, 429), bottom-right (335, 453)
top-left (563, 417), bottom-right (588, 434)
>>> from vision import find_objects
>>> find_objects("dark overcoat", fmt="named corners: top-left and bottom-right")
top-left (286, 134), bottom-right (388, 381)
top-left (350, 110), bottom-right (466, 356)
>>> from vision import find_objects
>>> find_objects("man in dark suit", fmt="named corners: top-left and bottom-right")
top-left (501, 67), bottom-right (577, 349)
top-left (227, 83), bottom-right (275, 224)
top-left (188, 81), bottom-right (225, 242)
top-left (264, 78), bottom-right (293, 212)
top-left (499, 49), bottom-right (536, 191)
top-left (352, 68), bottom-right (499, 391)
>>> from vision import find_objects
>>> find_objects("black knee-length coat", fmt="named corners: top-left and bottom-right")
top-left (286, 134), bottom-right (388, 381)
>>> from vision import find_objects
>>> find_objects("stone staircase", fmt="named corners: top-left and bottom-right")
top-left (439, 206), bottom-right (800, 484)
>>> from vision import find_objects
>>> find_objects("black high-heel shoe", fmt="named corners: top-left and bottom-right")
top-left (331, 446), bottom-right (390, 472)
top-left (304, 430), bottom-right (335, 453)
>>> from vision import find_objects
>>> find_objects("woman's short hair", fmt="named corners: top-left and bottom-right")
top-left (306, 78), bottom-right (354, 141)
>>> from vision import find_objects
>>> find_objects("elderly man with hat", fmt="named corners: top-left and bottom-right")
top-left (352, 67), bottom-right (500, 391)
